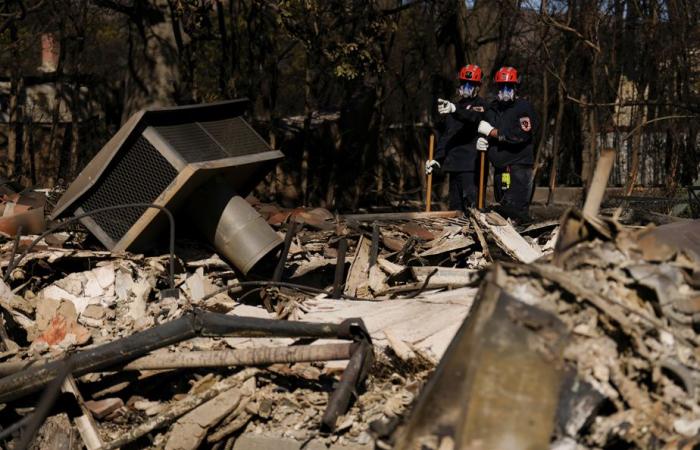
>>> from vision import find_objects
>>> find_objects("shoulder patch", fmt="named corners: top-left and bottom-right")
top-left (472, 106), bottom-right (484, 112)
top-left (520, 117), bottom-right (532, 132)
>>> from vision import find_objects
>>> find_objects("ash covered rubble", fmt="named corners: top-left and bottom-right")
top-left (0, 108), bottom-right (699, 449)
top-left (0, 187), bottom-right (564, 449)
top-left (2, 189), bottom-right (698, 449)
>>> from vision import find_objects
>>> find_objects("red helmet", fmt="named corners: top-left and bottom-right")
top-left (494, 66), bottom-right (519, 84)
top-left (459, 64), bottom-right (483, 84)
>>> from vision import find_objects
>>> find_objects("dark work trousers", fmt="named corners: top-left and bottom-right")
top-left (448, 171), bottom-right (477, 213)
top-left (494, 164), bottom-right (533, 222)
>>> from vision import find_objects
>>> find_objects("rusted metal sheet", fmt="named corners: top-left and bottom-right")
top-left (636, 219), bottom-right (700, 262)
top-left (0, 191), bottom-right (46, 236)
top-left (394, 278), bottom-right (569, 450)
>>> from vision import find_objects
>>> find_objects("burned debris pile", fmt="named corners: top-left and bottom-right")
top-left (2, 188), bottom-right (698, 449)
top-left (0, 107), bottom-right (698, 449)
top-left (0, 191), bottom-right (563, 449)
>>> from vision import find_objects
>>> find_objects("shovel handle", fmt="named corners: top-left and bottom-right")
top-left (478, 152), bottom-right (486, 209)
top-left (426, 134), bottom-right (435, 212)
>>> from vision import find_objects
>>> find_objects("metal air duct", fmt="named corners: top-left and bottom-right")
top-left (51, 99), bottom-right (283, 275)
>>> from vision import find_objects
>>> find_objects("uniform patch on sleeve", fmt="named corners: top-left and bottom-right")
top-left (520, 117), bottom-right (532, 132)
top-left (472, 106), bottom-right (484, 112)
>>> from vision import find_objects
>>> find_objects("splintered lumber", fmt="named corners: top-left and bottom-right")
top-left (410, 267), bottom-right (477, 286)
top-left (61, 375), bottom-right (104, 450)
top-left (344, 235), bottom-right (372, 299)
top-left (469, 215), bottom-right (492, 261)
top-left (341, 210), bottom-right (460, 222)
top-left (383, 328), bottom-right (416, 361)
top-left (165, 388), bottom-right (242, 450)
top-left (584, 148), bottom-right (615, 216)
top-left (474, 211), bottom-right (543, 263)
top-left (102, 369), bottom-right (258, 450)
top-left (418, 236), bottom-right (475, 256)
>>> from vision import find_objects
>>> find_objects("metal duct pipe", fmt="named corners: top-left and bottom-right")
top-left (187, 177), bottom-right (282, 274)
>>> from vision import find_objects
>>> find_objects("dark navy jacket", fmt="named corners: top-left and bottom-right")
top-left (484, 97), bottom-right (539, 168)
top-left (434, 96), bottom-right (487, 172)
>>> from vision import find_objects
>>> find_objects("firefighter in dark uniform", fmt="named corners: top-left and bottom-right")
top-left (425, 64), bottom-right (488, 213)
top-left (478, 66), bottom-right (539, 223)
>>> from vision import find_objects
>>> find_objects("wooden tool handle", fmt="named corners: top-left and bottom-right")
top-left (478, 152), bottom-right (486, 209)
top-left (426, 134), bottom-right (435, 212)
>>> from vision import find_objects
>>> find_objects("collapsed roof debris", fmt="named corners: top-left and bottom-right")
top-left (1, 107), bottom-right (699, 450)
top-left (4, 192), bottom-right (696, 449)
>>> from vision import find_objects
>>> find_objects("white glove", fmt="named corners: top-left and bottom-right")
top-left (478, 120), bottom-right (495, 136)
top-left (476, 137), bottom-right (489, 152)
top-left (425, 159), bottom-right (440, 175)
top-left (437, 98), bottom-right (456, 114)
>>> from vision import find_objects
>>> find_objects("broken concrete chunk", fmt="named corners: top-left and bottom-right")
top-left (40, 285), bottom-right (89, 315)
top-left (82, 304), bottom-right (107, 320)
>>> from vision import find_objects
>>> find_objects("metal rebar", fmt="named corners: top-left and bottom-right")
top-left (3, 203), bottom-right (176, 289)
top-left (272, 221), bottom-right (297, 282)
top-left (332, 238), bottom-right (348, 299)
top-left (0, 314), bottom-right (198, 403)
top-left (14, 360), bottom-right (74, 450)
top-left (321, 339), bottom-right (373, 432)
top-left (0, 311), bottom-right (369, 403)
top-left (370, 223), bottom-right (379, 268)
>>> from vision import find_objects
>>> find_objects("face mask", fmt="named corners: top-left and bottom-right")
top-left (497, 85), bottom-right (515, 102)
top-left (459, 81), bottom-right (478, 98)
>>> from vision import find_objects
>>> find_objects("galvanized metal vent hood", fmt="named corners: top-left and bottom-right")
top-left (52, 99), bottom-right (284, 274)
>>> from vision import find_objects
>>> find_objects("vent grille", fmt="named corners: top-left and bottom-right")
top-left (154, 118), bottom-right (269, 163)
top-left (154, 122), bottom-right (229, 162)
top-left (80, 136), bottom-right (178, 242)
top-left (199, 118), bottom-right (268, 158)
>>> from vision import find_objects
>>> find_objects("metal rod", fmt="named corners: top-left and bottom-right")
top-left (121, 344), bottom-right (353, 371)
top-left (321, 339), bottom-right (373, 432)
top-left (332, 238), bottom-right (348, 299)
top-left (3, 203), bottom-right (176, 289)
top-left (196, 311), bottom-right (345, 338)
top-left (0, 311), bottom-right (368, 403)
top-left (0, 314), bottom-right (197, 403)
top-left (14, 360), bottom-right (74, 450)
top-left (369, 223), bottom-right (379, 268)
top-left (272, 221), bottom-right (297, 282)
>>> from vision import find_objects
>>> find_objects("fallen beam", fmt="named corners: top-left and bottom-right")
top-left (120, 344), bottom-right (353, 371)
top-left (0, 310), bottom-right (369, 403)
